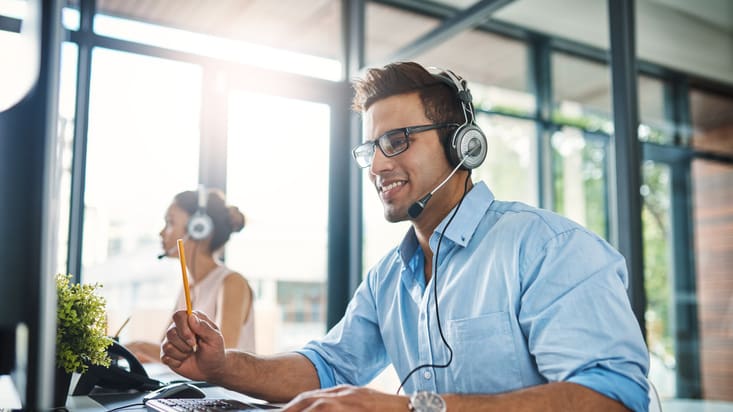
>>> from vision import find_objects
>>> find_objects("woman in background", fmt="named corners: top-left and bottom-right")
top-left (126, 188), bottom-right (254, 362)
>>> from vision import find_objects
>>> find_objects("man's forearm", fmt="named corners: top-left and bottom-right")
top-left (443, 382), bottom-right (631, 412)
top-left (209, 350), bottom-right (321, 403)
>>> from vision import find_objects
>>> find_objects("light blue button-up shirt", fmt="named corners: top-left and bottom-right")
top-left (298, 181), bottom-right (649, 411)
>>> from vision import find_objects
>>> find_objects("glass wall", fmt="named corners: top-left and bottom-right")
top-left (552, 52), bottom-right (612, 132)
top-left (641, 160), bottom-right (676, 397)
top-left (691, 159), bottom-right (732, 401)
top-left (690, 89), bottom-right (733, 156)
top-left (226, 92), bottom-right (330, 354)
top-left (551, 128), bottom-right (609, 238)
top-left (638, 75), bottom-right (674, 145)
top-left (551, 52), bottom-right (612, 238)
top-left (80, 48), bottom-right (201, 341)
top-left (689, 89), bottom-right (733, 401)
top-left (474, 114), bottom-right (537, 206)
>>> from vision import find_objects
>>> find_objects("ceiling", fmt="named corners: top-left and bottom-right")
top-left (485, 0), bottom-right (733, 86)
top-left (91, 0), bottom-right (343, 60)
top-left (61, 0), bottom-right (732, 132)
top-left (75, 0), bottom-right (733, 88)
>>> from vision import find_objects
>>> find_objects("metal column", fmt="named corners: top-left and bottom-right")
top-left (66, 0), bottom-right (95, 281)
top-left (327, 0), bottom-right (365, 329)
top-left (607, 0), bottom-right (646, 333)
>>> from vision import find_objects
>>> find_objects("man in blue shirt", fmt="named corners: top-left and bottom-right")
top-left (161, 62), bottom-right (650, 411)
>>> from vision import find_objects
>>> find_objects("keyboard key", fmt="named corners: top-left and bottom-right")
top-left (145, 398), bottom-right (281, 411)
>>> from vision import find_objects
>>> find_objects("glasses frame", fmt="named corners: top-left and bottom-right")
top-left (352, 122), bottom-right (459, 168)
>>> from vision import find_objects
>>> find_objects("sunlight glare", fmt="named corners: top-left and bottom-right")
top-left (92, 14), bottom-right (342, 81)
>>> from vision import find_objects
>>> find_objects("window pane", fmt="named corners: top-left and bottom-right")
top-left (551, 128), bottom-right (609, 238)
top-left (690, 89), bottom-right (733, 156)
top-left (642, 161), bottom-right (676, 397)
top-left (226, 92), bottom-right (330, 354)
top-left (62, 2), bottom-right (79, 31)
top-left (692, 159), bottom-right (733, 401)
top-left (81, 48), bottom-right (201, 341)
top-left (639, 75), bottom-right (674, 145)
top-left (552, 53), bottom-right (612, 133)
top-left (474, 114), bottom-right (538, 206)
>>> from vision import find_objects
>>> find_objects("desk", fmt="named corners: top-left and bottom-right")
top-left (65, 363), bottom-right (274, 411)
top-left (662, 399), bottom-right (733, 412)
top-left (66, 384), bottom-right (272, 411)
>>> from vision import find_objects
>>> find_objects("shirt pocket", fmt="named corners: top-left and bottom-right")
top-left (447, 311), bottom-right (522, 393)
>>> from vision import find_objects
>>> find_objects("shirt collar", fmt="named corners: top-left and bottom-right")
top-left (432, 180), bottom-right (494, 248)
top-left (397, 181), bottom-right (494, 262)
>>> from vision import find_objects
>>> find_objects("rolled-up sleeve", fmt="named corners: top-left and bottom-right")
top-left (295, 273), bottom-right (389, 388)
top-left (569, 366), bottom-right (649, 412)
top-left (295, 348), bottom-right (336, 388)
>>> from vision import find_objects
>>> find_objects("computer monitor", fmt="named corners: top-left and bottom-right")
top-left (0, 0), bottom-right (63, 409)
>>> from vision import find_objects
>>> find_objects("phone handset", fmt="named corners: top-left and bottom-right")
top-left (72, 340), bottom-right (162, 395)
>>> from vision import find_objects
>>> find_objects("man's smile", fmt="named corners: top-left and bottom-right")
top-left (377, 179), bottom-right (408, 201)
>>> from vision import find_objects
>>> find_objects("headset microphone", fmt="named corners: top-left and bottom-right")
top-left (156, 235), bottom-right (189, 259)
top-left (157, 244), bottom-right (177, 260)
top-left (407, 141), bottom-right (480, 219)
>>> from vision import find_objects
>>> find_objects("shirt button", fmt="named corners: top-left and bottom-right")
top-left (423, 371), bottom-right (432, 380)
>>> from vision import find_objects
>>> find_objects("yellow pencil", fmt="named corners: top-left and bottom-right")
top-left (177, 238), bottom-right (192, 316)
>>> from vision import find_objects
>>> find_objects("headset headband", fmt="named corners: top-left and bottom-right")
top-left (427, 67), bottom-right (476, 126)
top-left (425, 66), bottom-right (487, 170)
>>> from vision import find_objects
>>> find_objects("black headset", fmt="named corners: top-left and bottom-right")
top-left (429, 68), bottom-right (488, 170)
top-left (187, 184), bottom-right (214, 241)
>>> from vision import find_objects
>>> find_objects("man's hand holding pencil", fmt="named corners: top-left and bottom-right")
top-left (161, 309), bottom-right (227, 383)
top-left (161, 240), bottom-right (228, 381)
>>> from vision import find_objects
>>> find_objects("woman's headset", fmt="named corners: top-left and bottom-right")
top-left (187, 184), bottom-right (214, 241)
top-left (428, 67), bottom-right (488, 170)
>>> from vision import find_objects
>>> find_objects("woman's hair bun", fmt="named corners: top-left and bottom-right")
top-left (228, 206), bottom-right (246, 232)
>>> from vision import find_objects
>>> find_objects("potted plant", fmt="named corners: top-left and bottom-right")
top-left (55, 274), bottom-right (112, 406)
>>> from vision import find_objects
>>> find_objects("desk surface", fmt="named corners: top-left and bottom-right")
top-left (66, 384), bottom-right (272, 411)
top-left (662, 399), bottom-right (733, 412)
top-left (4, 371), bottom-right (733, 411)
top-left (66, 363), bottom-right (273, 411)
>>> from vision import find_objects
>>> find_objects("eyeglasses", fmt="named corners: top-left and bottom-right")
top-left (352, 123), bottom-right (459, 168)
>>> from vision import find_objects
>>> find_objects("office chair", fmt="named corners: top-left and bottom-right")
top-left (649, 380), bottom-right (663, 412)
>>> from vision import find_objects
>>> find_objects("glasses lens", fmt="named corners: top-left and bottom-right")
top-left (380, 130), bottom-right (408, 156)
top-left (353, 143), bottom-right (374, 168)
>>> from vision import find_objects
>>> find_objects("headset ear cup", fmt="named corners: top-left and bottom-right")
top-left (187, 211), bottom-right (214, 241)
top-left (450, 125), bottom-right (487, 170)
top-left (447, 126), bottom-right (464, 167)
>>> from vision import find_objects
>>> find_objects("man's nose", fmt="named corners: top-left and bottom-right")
top-left (369, 147), bottom-right (392, 176)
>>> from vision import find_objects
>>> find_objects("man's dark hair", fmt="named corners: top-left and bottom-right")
top-left (352, 62), bottom-right (465, 150)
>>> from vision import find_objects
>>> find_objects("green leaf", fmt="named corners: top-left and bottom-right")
top-left (55, 274), bottom-right (112, 373)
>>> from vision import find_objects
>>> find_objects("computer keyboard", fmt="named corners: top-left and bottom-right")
top-left (145, 398), bottom-right (282, 411)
